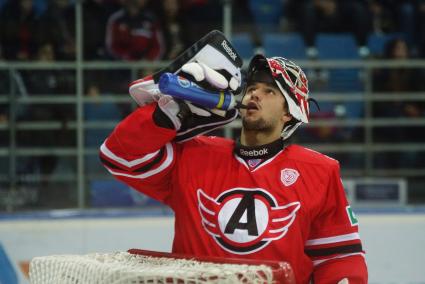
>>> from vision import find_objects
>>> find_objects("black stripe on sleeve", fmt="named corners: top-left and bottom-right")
top-left (305, 244), bottom-right (363, 257)
top-left (100, 147), bottom-right (165, 173)
top-left (133, 147), bottom-right (165, 172)
top-left (100, 156), bottom-right (123, 170)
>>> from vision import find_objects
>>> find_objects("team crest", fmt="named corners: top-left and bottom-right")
top-left (197, 188), bottom-right (300, 254)
top-left (280, 168), bottom-right (299, 186)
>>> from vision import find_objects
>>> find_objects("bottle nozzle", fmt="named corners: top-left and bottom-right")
top-left (234, 101), bottom-right (248, 109)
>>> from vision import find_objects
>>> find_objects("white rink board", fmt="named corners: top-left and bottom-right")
top-left (359, 214), bottom-right (425, 284)
top-left (0, 212), bottom-right (425, 284)
top-left (0, 216), bottom-right (174, 284)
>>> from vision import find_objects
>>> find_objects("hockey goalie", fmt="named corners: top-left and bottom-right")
top-left (100, 30), bottom-right (368, 283)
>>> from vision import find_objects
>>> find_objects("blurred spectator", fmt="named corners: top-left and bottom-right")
top-left (84, 83), bottom-right (123, 174)
top-left (373, 38), bottom-right (425, 168)
top-left (0, 108), bottom-right (6, 123)
top-left (373, 38), bottom-right (425, 124)
top-left (78, 0), bottom-right (122, 60)
top-left (367, 0), bottom-right (416, 45)
top-left (22, 43), bottom-right (76, 94)
top-left (394, 1), bottom-right (415, 45)
top-left (155, 0), bottom-right (189, 59)
top-left (105, 0), bottom-right (165, 60)
top-left (16, 41), bottom-right (76, 202)
top-left (84, 83), bottom-right (123, 147)
top-left (304, 108), bottom-right (339, 142)
top-left (367, 0), bottom-right (397, 34)
top-left (82, 0), bottom-right (121, 60)
top-left (37, 0), bottom-right (75, 60)
top-left (297, 0), bottom-right (370, 57)
top-left (0, 0), bottom-right (40, 60)
top-left (373, 38), bottom-right (424, 94)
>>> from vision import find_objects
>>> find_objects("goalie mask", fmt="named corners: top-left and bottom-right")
top-left (245, 54), bottom-right (310, 140)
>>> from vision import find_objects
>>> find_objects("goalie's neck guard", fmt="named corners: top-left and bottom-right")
top-left (234, 138), bottom-right (285, 161)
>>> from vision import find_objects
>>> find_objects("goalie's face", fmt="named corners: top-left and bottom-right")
top-left (240, 82), bottom-right (292, 135)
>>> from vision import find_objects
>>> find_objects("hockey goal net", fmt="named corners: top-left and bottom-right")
top-left (29, 249), bottom-right (295, 283)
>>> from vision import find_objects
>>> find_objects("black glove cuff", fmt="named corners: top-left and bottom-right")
top-left (153, 100), bottom-right (193, 130)
top-left (153, 105), bottom-right (175, 129)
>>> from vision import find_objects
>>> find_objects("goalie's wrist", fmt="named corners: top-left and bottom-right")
top-left (153, 105), bottom-right (176, 130)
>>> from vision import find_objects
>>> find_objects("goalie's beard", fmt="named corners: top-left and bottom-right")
top-left (242, 116), bottom-right (275, 133)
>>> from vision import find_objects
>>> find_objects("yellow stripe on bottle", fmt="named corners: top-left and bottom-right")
top-left (216, 92), bottom-right (225, 109)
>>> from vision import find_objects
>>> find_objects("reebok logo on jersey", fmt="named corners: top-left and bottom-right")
top-left (281, 168), bottom-right (299, 187)
top-left (240, 148), bottom-right (268, 157)
top-left (197, 188), bottom-right (301, 254)
top-left (221, 40), bottom-right (237, 61)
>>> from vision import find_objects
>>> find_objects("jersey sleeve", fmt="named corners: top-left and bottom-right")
top-left (306, 162), bottom-right (368, 283)
top-left (99, 103), bottom-right (178, 204)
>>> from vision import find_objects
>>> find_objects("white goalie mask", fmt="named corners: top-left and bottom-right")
top-left (245, 54), bottom-right (310, 140)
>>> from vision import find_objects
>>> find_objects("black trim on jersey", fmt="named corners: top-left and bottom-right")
top-left (153, 105), bottom-right (175, 129)
top-left (133, 147), bottom-right (165, 173)
top-left (305, 244), bottom-right (363, 257)
top-left (100, 156), bottom-right (123, 170)
top-left (216, 237), bottom-right (268, 253)
top-left (234, 138), bottom-right (285, 161)
top-left (100, 147), bottom-right (165, 173)
top-left (217, 189), bottom-right (276, 207)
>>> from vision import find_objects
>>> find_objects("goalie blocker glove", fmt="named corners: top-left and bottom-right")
top-left (129, 30), bottom-right (243, 142)
top-left (153, 95), bottom-right (238, 142)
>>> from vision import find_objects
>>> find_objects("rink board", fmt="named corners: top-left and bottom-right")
top-left (0, 209), bottom-right (424, 284)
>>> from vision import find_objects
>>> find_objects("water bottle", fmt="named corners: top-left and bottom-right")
top-left (158, 73), bottom-right (239, 110)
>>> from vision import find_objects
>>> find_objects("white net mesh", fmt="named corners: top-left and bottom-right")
top-left (29, 251), bottom-right (277, 284)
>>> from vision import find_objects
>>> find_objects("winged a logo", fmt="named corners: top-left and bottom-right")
top-left (197, 188), bottom-right (301, 254)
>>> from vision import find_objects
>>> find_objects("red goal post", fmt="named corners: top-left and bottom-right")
top-left (128, 248), bottom-right (296, 283)
top-left (29, 248), bottom-right (296, 283)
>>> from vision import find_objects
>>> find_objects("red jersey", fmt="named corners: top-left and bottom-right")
top-left (105, 8), bottom-right (164, 60)
top-left (100, 103), bottom-right (368, 283)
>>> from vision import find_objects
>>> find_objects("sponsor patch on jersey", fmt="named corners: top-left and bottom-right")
top-left (197, 188), bottom-right (301, 254)
top-left (280, 168), bottom-right (299, 187)
top-left (346, 205), bottom-right (359, 226)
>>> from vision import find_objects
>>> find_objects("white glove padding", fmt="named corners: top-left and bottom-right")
top-left (181, 61), bottom-right (240, 91)
top-left (133, 73), bottom-right (236, 140)
top-left (129, 76), bottom-right (161, 107)
top-left (129, 30), bottom-right (243, 107)
top-left (130, 30), bottom-right (242, 141)
top-left (157, 95), bottom-right (182, 130)
top-left (337, 279), bottom-right (349, 284)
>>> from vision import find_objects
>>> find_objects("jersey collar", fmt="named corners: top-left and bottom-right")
top-left (234, 138), bottom-right (285, 161)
